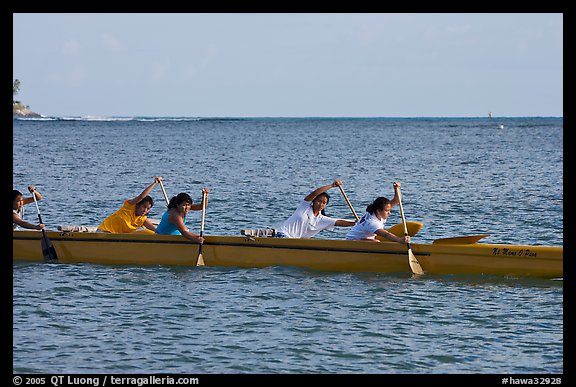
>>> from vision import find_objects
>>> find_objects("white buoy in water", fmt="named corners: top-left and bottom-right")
top-left (499, 124), bottom-right (505, 129)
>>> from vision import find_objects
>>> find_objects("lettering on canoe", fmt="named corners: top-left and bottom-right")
top-left (491, 248), bottom-right (537, 257)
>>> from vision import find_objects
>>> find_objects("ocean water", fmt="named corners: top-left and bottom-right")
top-left (12, 117), bottom-right (563, 374)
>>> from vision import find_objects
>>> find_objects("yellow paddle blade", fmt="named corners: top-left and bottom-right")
top-left (196, 253), bottom-right (205, 267)
top-left (408, 248), bottom-right (424, 275)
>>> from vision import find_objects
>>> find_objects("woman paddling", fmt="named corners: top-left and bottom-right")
top-left (98, 176), bottom-right (163, 233)
top-left (346, 181), bottom-right (410, 244)
top-left (13, 185), bottom-right (44, 230)
top-left (155, 189), bottom-right (208, 243)
top-left (275, 180), bottom-right (356, 238)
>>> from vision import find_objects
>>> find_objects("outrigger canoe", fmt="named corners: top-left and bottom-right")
top-left (13, 222), bottom-right (562, 278)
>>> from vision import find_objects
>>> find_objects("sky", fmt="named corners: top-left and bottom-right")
top-left (13, 13), bottom-right (563, 117)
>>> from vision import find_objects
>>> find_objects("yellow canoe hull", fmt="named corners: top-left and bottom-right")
top-left (13, 230), bottom-right (562, 278)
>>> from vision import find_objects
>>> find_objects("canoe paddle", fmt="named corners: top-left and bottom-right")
top-left (394, 184), bottom-right (424, 275)
top-left (31, 189), bottom-right (58, 263)
top-left (158, 178), bottom-right (170, 206)
top-left (196, 189), bottom-right (208, 266)
top-left (338, 183), bottom-right (360, 221)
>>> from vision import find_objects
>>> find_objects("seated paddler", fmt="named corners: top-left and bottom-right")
top-left (346, 181), bottom-right (411, 244)
top-left (155, 189), bottom-right (208, 244)
top-left (274, 180), bottom-right (356, 238)
top-left (13, 185), bottom-right (45, 230)
top-left (98, 176), bottom-right (163, 233)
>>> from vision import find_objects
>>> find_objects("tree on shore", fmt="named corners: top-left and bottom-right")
top-left (12, 79), bottom-right (39, 116)
top-left (13, 79), bottom-right (21, 105)
top-left (13, 79), bottom-right (20, 97)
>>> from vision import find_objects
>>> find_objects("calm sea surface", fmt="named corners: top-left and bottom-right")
top-left (12, 117), bottom-right (563, 374)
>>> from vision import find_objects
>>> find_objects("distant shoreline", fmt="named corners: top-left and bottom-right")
top-left (12, 115), bottom-right (563, 120)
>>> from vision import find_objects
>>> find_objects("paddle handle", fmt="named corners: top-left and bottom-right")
top-left (196, 189), bottom-right (208, 266)
top-left (338, 184), bottom-right (359, 221)
top-left (30, 189), bottom-right (45, 225)
top-left (158, 179), bottom-right (169, 206)
top-left (394, 185), bottom-right (409, 238)
top-left (200, 189), bottom-right (207, 237)
top-left (198, 189), bottom-right (208, 249)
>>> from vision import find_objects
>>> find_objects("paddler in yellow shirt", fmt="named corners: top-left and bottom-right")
top-left (98, 176), bottom-right (163, 233)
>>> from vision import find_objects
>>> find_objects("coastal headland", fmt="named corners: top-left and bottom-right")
top-left (13, 103), bottom-right (41, 117)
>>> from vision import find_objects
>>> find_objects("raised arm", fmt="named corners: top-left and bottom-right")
top-left (390, 181), bottom-right (401, 207)
top-left (190, 187), bottom-right (209, 211)
top-left (128, 176), bottom-right (162, 205)
top-left (304, 180), bottom-right (342, 202)
top-left (22, 185), bottom-right (42, 205)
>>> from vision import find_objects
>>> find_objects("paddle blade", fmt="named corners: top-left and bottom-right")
top-left (40, 232), bottom-right (58, 263)
top-left (433, 234), bottom-right (491, 245)
top-left (408, 248), bottom-right (424, 275)
top-left (196, 253), bottom-right (205, 267)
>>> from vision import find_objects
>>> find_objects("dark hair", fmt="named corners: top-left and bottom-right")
top-left (168, 193), bottom-right (193, 209)
top-left (312, 192), bottom-right (330, 216)
top-left (13, 190), bottom-right (23, 201)
top-left (366, 197), bottom-right (391, 214)
top-left (137, 195), bottom-right (154, 208)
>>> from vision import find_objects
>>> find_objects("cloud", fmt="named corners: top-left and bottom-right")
top-left (101, 33), bottom-right (122, 51)
top-left (61, 39), bottom-right (81, 56)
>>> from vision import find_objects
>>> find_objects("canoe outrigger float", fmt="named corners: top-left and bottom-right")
top-left (12, 222), bottom-right (563, 278)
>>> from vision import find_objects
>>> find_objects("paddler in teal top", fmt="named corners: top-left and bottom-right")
top-left (155, 189), bottom-right (208, 243)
